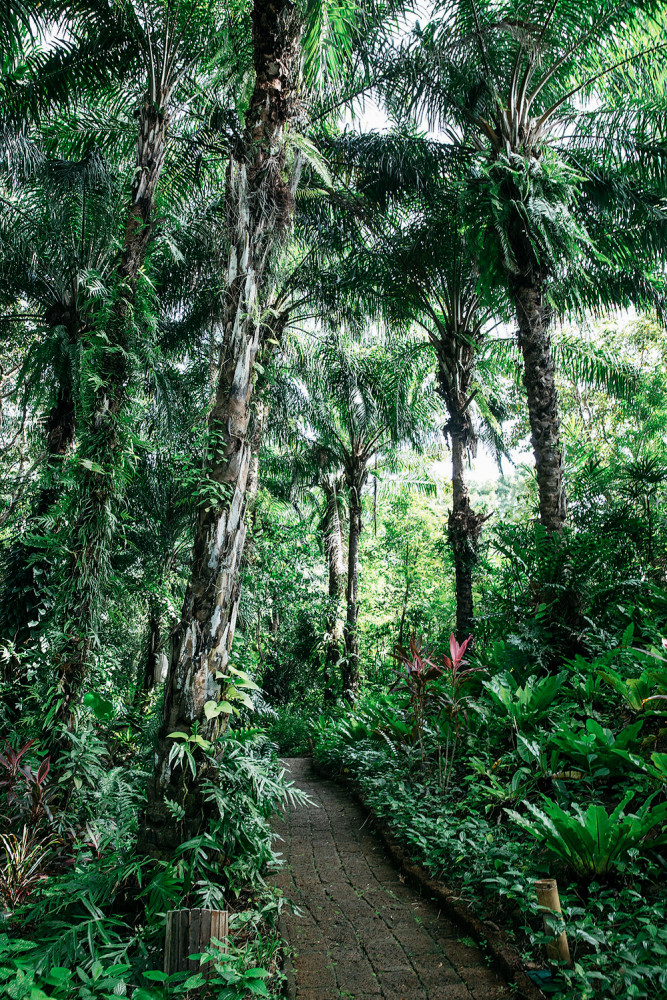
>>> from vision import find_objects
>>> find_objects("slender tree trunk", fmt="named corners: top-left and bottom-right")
top-left (322, 480), bottom-right (344, 704)
top-left (511, 273), bottom-right (566, 533)
top-left (139, 0), bottom-right (301, 856)
top-left (342, 474), bottom-right (364, 702)
top-left (142, 597), bottom-right (163, 696)
top-left (398, 541), bottom-right (410, 648)
top-left (55, 94), bottom-right (170, 725)
top-left (447, 426), bottom-right (482, 642)
top-left (434, 330), bottom-right (485, 645)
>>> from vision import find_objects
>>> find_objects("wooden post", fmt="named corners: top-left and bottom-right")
top-left (164, 908), bottom-right (229, 978)
top-left (535, 878), bottom-right (571, 967)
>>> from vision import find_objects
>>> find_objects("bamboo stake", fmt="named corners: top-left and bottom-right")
top-left (535, 878), bottom-right (571, 967)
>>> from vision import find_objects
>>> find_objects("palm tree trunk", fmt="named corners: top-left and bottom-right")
top-left (138, 0), bottom-right (301, 857)
top-left (44, 384), bottom-right (77, 460)
top-left (434, 331), bottom-right (484, 644)
top-left (322, 480), bottom-right (344, 704)
top-left (398, 541), bottom-right (410, 647)
top-left (447, 425), bottom-right (481, 642)
top-left (343, 478), bottom-right (363, 702)
top-left (142, 597), bottom-right (163, 697)
top-left (55, 95), bottom-right (170, 725)
top-left (511, 273), bottom-right (566, 533)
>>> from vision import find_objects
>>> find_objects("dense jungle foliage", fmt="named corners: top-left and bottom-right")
top-left (2, 0), bottom-right (667, 998)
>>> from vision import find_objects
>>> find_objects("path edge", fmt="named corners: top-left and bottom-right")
top-left (278, 913), bottom-right (297, 1000)
top-left (311, 758), bottom-right (545, 1000)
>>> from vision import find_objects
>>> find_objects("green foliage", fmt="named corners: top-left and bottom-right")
top-left (265, 710), bottom-right (312, 756)
top-left (482, 671), bottom-right (567, 730)
top-left (309, 596), bottom-right (667, 998)
top-left (0, 934), bottom-right (275, 1000)
top-left (598, 662), bottom-right (667, 714)
top-left (468, 149), bottom-right (589, 286)
top-left (507, 794), bottom-right (667, 877)
top-left (549, 718), bottom-right (645, 778)
top-left (2, 4), bottom-right (667, 1000)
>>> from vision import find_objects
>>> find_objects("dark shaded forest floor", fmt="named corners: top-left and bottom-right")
top-left (273, 759), bottom-right (511, 1000)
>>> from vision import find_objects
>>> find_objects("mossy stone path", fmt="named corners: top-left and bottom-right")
top-left (273, 758), bottom-right (512, 1000)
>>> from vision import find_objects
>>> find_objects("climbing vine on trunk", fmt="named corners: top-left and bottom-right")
top-left (55, 93), bottom-right (171, 726)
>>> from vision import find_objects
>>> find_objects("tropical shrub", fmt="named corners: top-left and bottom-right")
top-left (507, 793), bottom-right (667, 877)
top-left (549, 718), bottom-right (646, 778)
top-left (266, 710), bottom-right (312, 756)
top-left (482, 671), bottom-right (567, 731)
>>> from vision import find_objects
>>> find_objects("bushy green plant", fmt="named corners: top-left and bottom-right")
top-left (598, 643), bottom-right (667, 713)
top-left (557, 889), bottom-right (667, 1000)
top-left (549, 717), bottom-right (646, 778)
top-left (467, 740), bottom-right (550, 811)
top-left (0, 933), bottom-right (274, 1000)
top-left (313, 690), bottom-right (411, 759)
top-left (482, 671), bottom-right (567, 731)
top-left (507, 793), bottom-right (667, 877)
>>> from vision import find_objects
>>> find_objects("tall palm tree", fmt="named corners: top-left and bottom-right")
top-left (305, 128), bottom-right (661, 640)
top-left (0, 0), bottom-right (252, 723)
top-left (291, 128), bottom-right (508, 639)
top-left (315, 167), bottom-right (507, 640)
top-left (382, 0), bottom-right (667, 532)
top-left (276, 331), bottom-right (439, 699)
top-left (140, 0), bottom-right (323, 854)
top-left (0, 155), bottom-right (123, 664)
top-left (139, 0), bottom-right (395, 851)
top-left (48, 0), bottom-right (252, 722)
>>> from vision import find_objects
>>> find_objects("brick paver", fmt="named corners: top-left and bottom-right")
top-left (273, 758), bottom-right (512, 1000)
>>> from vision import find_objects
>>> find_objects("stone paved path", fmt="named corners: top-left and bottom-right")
top-left (273, 758), bottom-right (512, 1000)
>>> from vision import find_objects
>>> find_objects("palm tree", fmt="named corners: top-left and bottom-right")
top-left (292, 128), bottom-right (512, 639)
top-left (315, 166), bottom-right (507, 640)
top-left (382, 0), bottom-right (667, 532)
top-left (307, 129), bottom-right (660, 640)
top-left (0, 153), bottom-right (120, 467)
top-left (276, 331), bottom-right (439, 699)
top-left (51, 0), bottom-right (253, 722)
top-left (0, 155), bottom-right (123, 665)
top-left (140, 0), bottom-right (319, 855)
top-left (0, 0), bottom-right (252, 723)
top-left (139, 0), bottom-right (395, 850)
